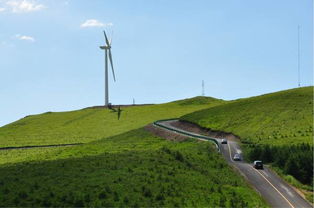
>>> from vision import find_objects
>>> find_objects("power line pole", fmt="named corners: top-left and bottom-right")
top-left (202, 80), bottom-right (205, 96)
top-left (298, 25), bottom-right (301, 87)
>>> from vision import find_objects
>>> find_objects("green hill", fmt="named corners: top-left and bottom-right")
top-left (181, 86), bottom-right (313, 191)
top-left (3, 87), bottom-right (311, 206)
top-left (0, 97), bottom-right (225, 148)
top-left (181, 86), bottom-right (313, 145)
top-left (0, 96), bottom-right (268, 207)
top-left (171, 96), bottom-right (225, 106)
top-left (0, 129), bottom-right (266, 207)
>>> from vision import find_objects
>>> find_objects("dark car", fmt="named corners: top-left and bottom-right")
top-left (253, 160), bottom-right (263, 169)
top-left (233, 153), bottom-right (241, 161)
top-left (221, 138), bottom-right (227, 144)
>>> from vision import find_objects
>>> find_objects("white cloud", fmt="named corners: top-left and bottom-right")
top-left (5, 0), bottom-right (45, 13)
top-left (0, 7), bottom-right (6, 12)
top-left (80, 19), bottom-right (113, 28)
top-left (15, 34), bottom-right (35, 42)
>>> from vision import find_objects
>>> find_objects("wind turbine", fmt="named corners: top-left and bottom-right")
top-left (100, 30), bottom-right (116, 107)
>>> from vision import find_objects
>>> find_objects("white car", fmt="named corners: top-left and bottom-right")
top-left (233, 153), bottom-right (241, 161)
top-left (253, 160), bottom-right (263, 169)
top-left (221, 138), bottom-right (227, 144)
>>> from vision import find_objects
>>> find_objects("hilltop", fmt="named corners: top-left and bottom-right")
top-left (170, 96), bottom-right (225, 106)
top-left (0, 96), bottom-right (225, 148)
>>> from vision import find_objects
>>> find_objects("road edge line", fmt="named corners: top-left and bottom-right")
top-left (252, 167), bottom-right (295, 208)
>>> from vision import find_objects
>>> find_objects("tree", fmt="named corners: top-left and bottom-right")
top-left (284, 156), bottom-right (299, 177)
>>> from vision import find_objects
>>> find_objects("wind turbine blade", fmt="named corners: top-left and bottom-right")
top-left (109, 49), bottom-right (116, 81)
top-left (109, 30), bottom-right (113, 45)
top-left (103, 30), bottom-right (110, 46)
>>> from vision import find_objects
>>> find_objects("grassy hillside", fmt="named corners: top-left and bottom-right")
top-left (0, 129), bottom-right (267, 207)
top-left (181, 87), bottom-right (313, 145)
top-left (0, 96), bottom-right (269, 207)
top-left (181, 87), bottom-right (313, 191)
top-left (170, 96), bottom-right (224, 106)
top-left (0, 97), bottom-right (225, 148)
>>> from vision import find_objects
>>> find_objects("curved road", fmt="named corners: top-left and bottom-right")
top-left (155, 120), bottom-right (312, 208)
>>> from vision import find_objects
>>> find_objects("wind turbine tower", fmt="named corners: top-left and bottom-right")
top-left (100, 30), bottom-right (116, 107)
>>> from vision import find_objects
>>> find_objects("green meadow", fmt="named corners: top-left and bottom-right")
top-left (1, 87), bottom-right (312, 206)
top-left (0, 97), bottom-right (224, 148)
top-left (181, 87), bottom-right (313, 146)
top-left (0, 96), bottom-right (268, 207)
top-left (0, 129), bottom-right (267, 207)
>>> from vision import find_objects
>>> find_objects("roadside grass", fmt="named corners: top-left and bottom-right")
top-left (181, 87), bottom-right (313, 190)
top-left (0, 128), bottom-right (267, 207)
top-left (270, 166), bottom-right (313, 203)
top-left (0, 97), bottom-right (225, 148)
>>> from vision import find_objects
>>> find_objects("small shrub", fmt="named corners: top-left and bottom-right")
top-left (174, 151), bottom-right (184, 162)
top-left (98, 191), bottom-right (107, 199)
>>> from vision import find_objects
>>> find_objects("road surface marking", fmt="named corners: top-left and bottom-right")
top-left (252, 168), bottom-right (294, 208)
top-left (227, 141), bottom-right (233, 161)
top-left (261, 170), bottom-right (269, 177)
top-left (280, 184), bottom-right (294, 197)
top-left (227, 141), bottom-right (294, 208)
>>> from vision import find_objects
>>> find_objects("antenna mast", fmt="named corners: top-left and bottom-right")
top-left (202, 80), bottom-right (205, 96)
top-left (298, 25), bottom-right (301, 87)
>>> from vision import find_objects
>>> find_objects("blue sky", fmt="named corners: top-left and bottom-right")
top-left (0, 0), bottom-right (313, 126)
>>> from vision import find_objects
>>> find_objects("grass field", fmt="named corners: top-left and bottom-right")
top-left (0, 96), bottom-right (269, 207)
top-left (0, 96), bottom-right (225, 148)
top-left (181, 87), bottom-right (313, 146)
top-left (0, 129), bottom-right (267, 207)
top-left (1, 87), bottom-right (311, 206)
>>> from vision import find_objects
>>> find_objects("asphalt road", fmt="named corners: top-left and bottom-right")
top-left (155, 120), bottom-right (312, 208)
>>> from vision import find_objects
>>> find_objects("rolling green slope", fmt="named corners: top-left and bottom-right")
top-left (181, 87), bottom-right (313, 191)
top-left (0, 97), bottom-right (225, 148)
top-left (0, 129), bottom-right (267, 207)
top-left (181, 87), bottom-right (313, 145)
top-left (0, 96), bottom-right (269, 207)
top-left (3, 87), bottom-right (311, 206)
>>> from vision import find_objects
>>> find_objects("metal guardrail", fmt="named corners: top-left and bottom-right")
top-left (153, 119), bottom-right (220, 152)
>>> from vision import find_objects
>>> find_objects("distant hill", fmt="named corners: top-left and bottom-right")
top-left (0, 96), bottom-right (224, 148)
top-left (171, 96), bottom-right (225, 106)
top-left (181, 86), bottom-right (313, 145)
